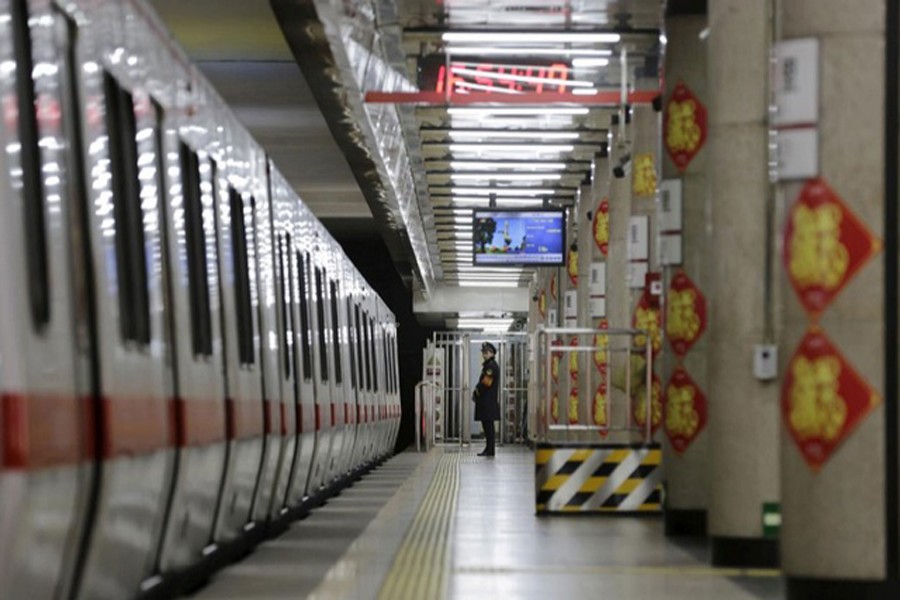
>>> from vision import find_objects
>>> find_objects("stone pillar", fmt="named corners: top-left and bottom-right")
top-left (778, 1), bottom-right (892, 596)
top-left (661, 12), bottom-right (712, 537)
top-left (605, 121), bottom-right (634, 441)
top-left (707, 0), bottom-right (780, 567)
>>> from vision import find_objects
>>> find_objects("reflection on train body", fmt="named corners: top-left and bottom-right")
top-left (0, 0), bottom-right (401, 597)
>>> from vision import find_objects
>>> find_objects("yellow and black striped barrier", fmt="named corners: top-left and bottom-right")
top-left (535, 443), bottom-right (662, 514)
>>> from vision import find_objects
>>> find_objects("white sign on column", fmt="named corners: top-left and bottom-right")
top-left (772, 37), bottom-right (820, 181)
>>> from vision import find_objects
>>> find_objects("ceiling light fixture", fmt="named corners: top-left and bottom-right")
top-left (450, 173), bottom-right (563, 181)
top-left (445, 47), bottom-right (614, 58)
top-left (450, 161), bottom-right (567, 170)
top-left (448, 130), bottom-right (580, 140)
top-left (451, 187), bottom-right (557, 196)
top-left (572, 57), bottom-right (611, 67)
top-left (449, 143), bottom-right (574, 153)
top-left (441, 32), bottom-right (621, 44)
top-left (448, 107), bottom-right (589, 116)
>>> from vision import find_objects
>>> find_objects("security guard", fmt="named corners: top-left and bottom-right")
top-left (473, 342), bottom-right (500, 457)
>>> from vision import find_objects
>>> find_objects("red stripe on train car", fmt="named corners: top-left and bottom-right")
top-left (1, 392), bottom-right (92, 469)
top-left (330, 404), bottom-right (336, 428)
top-left (170, 397), bottom-right (226, 448)
top-left (225, 398), bottom-right (264, 441)
top-left (101, 395), bottom-right (171, 459)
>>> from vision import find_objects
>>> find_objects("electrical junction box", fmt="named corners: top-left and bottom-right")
top-left (753, 344), bottom-right (778, 381)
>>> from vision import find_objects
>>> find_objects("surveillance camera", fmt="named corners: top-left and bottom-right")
top-left (652, 94), bottom-right (663, 112)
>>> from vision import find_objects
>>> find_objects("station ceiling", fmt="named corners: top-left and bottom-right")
top-left (150, 0), bottom-right (666, 326)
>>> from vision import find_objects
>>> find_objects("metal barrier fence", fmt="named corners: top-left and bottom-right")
top-left (533, 326), bottom-right (654, 443)
top-left (426, 332), bottom-right (530, 447)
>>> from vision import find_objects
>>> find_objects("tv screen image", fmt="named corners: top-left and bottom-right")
top-left (472, 209), bottom-right (567, 266)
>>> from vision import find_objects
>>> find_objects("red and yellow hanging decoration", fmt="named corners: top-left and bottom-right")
top-left (632, 152), bottom-right (658, 198)
top-left (550, 272), bottom-right (557, 301)
top-left (664, 366), bottom-right (707, 454)
top-left (666, 269), bottom-right (707, 357)
top-left (568, 337), bottom-right (580, 424)
top-left (782, 327), bottom-right (882, 470)
top-left (633, 292), bottom-right (662, 357)
top-left (783, 178), bottom-right (882, 319)
top-left (664, 80), bottom-right (707, 173)
top-left (593, 321), bottom-right (609, 373)
top-left (551, 392), bottom-right (560, 424)
top-left (592, 383), bottom-right (608, 431)
top-left (538, 289), bottom-right (547, 319)
top-left (567, 246), bottom-right (578, 286)
top-left (593, 198), bottom-right (610, 256)
top-left (633, 373), bottom-right (663, 434)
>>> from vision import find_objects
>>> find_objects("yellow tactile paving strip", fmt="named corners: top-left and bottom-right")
top-left (377, 451), bottom-right (460, 600)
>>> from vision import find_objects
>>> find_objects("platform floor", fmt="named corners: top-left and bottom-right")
top-left (193, 446), bottom-right (784, 599)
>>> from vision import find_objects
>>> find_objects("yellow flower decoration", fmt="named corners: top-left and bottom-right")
top-left (665, 384), bottom-right (700, 438)
top-left (666, 99), bottom-right (702, 154)
top-left (666, 289), bottom-right (701, 343)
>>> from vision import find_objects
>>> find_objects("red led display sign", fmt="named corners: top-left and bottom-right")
top-left (419, 56), bottom-right (572, 95)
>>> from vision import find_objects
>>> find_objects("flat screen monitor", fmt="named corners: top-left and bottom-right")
top-left (472, 209), bottom-right (566, 266)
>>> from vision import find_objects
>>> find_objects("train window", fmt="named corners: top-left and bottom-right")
top-left (297, 252), bottom-right (312, 380)
top-left (354, 303), bottom-right (365, 391)
top-left (389, 334), bottom-right (397, 394)
top-left (277, 234), bottom-right (291, 378)
top-left (362, 310), bottom-right (372, 391)
top-left (104, 71), bottom-right (150, 345)
top-left (346, 298), bottom-right (357, 390)
top-left (369, 317), bottom-right (378, 393)
top-left (382, 333), bottom-right (390, 394)
top-left (12, 0), bottom-right (49, 328)
top-left (329, 281), bottom-right (342, 384)
top-left (314, 267), bottom-right (328, 381)
top-left (179, 142), bottom-right (212, 356)
top-left (229, 188), bottom-right (254, 365)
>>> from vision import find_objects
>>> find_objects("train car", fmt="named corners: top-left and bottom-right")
top-left (0, 0), bottom-right (401, 597)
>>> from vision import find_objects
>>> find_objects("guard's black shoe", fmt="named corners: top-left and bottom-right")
top-left (477, 450), bottom-right (495, 457)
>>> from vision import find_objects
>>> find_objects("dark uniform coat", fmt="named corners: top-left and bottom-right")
top-left (473, 356), bottom-right (501, 421)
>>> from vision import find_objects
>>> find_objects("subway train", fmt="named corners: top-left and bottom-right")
top-left (0, 0), bottom-right (402, 598)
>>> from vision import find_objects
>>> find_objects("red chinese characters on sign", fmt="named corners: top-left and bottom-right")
top-left (782, 327), bottom-right (882, 470)
top-left (783, 179), bottom-right (881, 319)
top-left (633, 374), bottom-right (663, 434)
top-left (666, 269), bottom-right (707, 357)
top-left (665, 367), bottom-right (707, 454)
top-left (567, 247), bottom-right (578, 286)
top-left (664, 80), bottom-right (707, 173)
top-left (633, 292), bottom-right (662, 357)
top-left (593, 199), bottom-right (610, 256)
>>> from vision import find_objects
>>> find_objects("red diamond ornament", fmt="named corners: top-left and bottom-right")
top-left (782, 327), bottom-right (882, 471)
top-left (783, 178), bottom-right (882, 319)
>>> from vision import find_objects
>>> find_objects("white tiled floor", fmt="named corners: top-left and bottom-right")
top-left (194, 446), bottom-right (785, 600)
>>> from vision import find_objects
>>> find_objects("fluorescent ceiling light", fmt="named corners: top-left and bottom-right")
top-left (445, 47), bottom-right (614, 57)
top-left (451, 173), bottom-right (562, 181)
top-left (454, 81), bottom-right (523, 94)
top-left (442, 32), bottom-right (621, 44)
top-left (450, 144), bottom-right (574, 152)
top-left (448, 130), bottom-right (579, 140)
top-left (452, 187), bottom-right (557, 196)
top-left (457, 281), bottom-right (522, 288)
top-left (450, 197), bottom-right (546, 205)
top-left (451, 161), bottom-right (567, 170)
top-left (448, 107), bottom-right (589, 116)
top-left (572, 57), bottom-right (611, 67)
top-left (572, 88), bottom-right (599, 96)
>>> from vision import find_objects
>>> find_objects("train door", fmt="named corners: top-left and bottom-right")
top-left (212, 180), bottom-right (265, 542)
top-left (343, 286), bottom-right (362, 471)
top-left (153, 137), bottom-right (228, 573)
top-left (264, 171), bottom-right (298, 518)
top-left (326, 274), bottom-right (348, 480)
top-left (386, 323), bottom-right (401, 451)
top-left (306, 243), bottom-right (333, 493)
top-left (249, 164), bottom-right (281, 524)
top-left (287, 239), bottom-right (316, 505)
top-left (369, 309), bottom-right (387, 456)
top-left (360, 299), bottom-right (376, 461)
top-left (352, 294), bottom-right (371, 465)
top-left (0, 2), bottom-right (91, 597)
top-left (70, 28), bottom-right (174, 599)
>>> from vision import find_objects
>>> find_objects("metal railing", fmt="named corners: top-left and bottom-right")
top-left (534, 326), bottom-right (654, 443)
